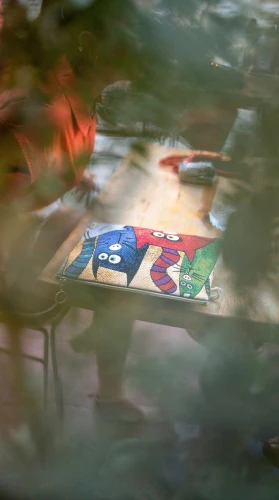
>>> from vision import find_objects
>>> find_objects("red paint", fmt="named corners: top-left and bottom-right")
top-left (134, 227), bottom-right (213, 262)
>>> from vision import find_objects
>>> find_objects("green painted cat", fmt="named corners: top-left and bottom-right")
top-left (179, 239), bottom-right (222, 299)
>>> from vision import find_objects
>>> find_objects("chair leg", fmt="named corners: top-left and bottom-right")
top-left (38, 327), bottom-right (49, 413)
top-left (50, 321), bottom-right (64, 426)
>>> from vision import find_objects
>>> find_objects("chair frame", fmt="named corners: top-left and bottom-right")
top-left (0, 303), bottom-right (69, 426)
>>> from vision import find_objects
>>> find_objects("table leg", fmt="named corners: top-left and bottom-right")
top-left (50, 321), bottom-right (64, 426)
top-left (37, 327), bottom-right (49, 413)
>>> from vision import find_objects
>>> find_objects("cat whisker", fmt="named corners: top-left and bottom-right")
top-left (173, 265), bottom-right (189, 271)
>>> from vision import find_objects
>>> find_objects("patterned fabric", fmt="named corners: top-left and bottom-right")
top-left (58, 223), bottom-right (222, 302)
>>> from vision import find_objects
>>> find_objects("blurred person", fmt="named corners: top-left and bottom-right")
top-left (0, 0), bottom-right (98, 294)
top-left (72, 101), bottom-right (245, 425)
top-left (0, 0), bottom-right (152, 425)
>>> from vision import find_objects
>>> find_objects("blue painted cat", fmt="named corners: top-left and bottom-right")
top-left (65, 226), bottom-right (148, 285)
top-left (65, 238), bottom-right (96, 278)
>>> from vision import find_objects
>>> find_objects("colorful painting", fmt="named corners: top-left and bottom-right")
top-left (59, 223), bottom-right (222, 302)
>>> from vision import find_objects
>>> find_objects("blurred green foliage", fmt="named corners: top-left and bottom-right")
top-left (1, 1), bottom-right (279, 499)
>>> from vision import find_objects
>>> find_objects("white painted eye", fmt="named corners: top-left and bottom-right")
top-left (166, 234), bottom-right (180, 241)
top-left (152, 231), bottom-right (165, 238)
top-left (98, 253), bottom-right (108, 260)
top-left (183, 274), bottom-right (192, 281)
top-left (109, 254), bottom-right (121, 264)
top-left (187, 284), bottom-right (193, 290)
top-left (109, 243), bottom-right (122, 251)
top-left (181, 281), bottom-right (186, 286)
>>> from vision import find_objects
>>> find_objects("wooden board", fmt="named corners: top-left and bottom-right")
top-left (39, 144), bottom-right (278, 324)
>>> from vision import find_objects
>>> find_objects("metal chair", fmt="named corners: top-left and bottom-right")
top-left (0, 302), bottom-right (68, 425)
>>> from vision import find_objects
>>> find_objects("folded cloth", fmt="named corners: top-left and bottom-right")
top-left (209, 176), bottom-right (236, 231)
top-left (179, 160), bottom-right (215, 185)
top-left (159, 151), bottom-right (236, 184)
top-left (159, 151), bottom-right (234, 186)
top-left (209, 200), bottom-right (235, 231)
top-left (207, 108), bottom-right (258, 230)
top-left (179, 161), bottom-right (214, 176)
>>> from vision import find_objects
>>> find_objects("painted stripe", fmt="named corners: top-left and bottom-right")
top-left (161, 254), bottom-right (176, 266)
top-left (156, 257), bottom-right (169, 267)
top-left (70, 261), bottom-right (86, 268)
top-left (161, 281), bottom-right (177, 292)
top-left (151, 265), bottom-right (166, 273)
top-left (162, 247), bottom-right (178, 254)
top-left (150, 249), bottom-right (180, 294)
top-left (154, 275), bottom-right (171, 286)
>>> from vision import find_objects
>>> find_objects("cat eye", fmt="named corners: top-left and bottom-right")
top-left (98, 253), bottom-right (108, 260)
top-left (187, 284), bottom-right (193, 289)
top-left (109, 255), bottom-right (121, 264)
top-left (181, 281), bottom-right (186, 286)
top-left (152, 232), bottom-right (165, 238)
top-left (109, 244), bottom-right (122, 250)
top-left (183, 274), bottom-right (192, 281)
top-left (166, 234), bottom-right (180, 241)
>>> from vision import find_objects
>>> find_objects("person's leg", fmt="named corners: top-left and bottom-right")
top-left (72, 309), bottom-right (143, 423)
top-left (94, 310), bottom-right (132, 401)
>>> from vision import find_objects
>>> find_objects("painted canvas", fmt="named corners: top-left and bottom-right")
top-left (58, 222), bottom-right (222, 302)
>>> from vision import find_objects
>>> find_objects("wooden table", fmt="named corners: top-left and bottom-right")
top-left (39, 144), bottom-right (279, 345)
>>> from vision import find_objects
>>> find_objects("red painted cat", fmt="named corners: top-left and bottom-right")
top-left (134, 228), bottom-right (212, 262)
top-left (134, 228), bottom-right (212, 294)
